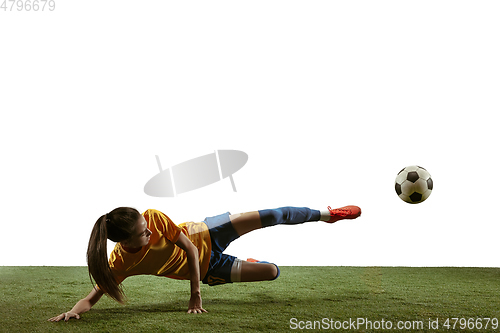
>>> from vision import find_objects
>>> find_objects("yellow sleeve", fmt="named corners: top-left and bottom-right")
top-left (142, 209), bottom-right (182, 243)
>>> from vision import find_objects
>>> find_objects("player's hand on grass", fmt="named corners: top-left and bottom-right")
top-left (48, 311), bottom-right (80, 322)
top-left (187, 293), bottom-right (207, 314)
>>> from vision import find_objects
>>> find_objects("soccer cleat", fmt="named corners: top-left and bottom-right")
top-left (326, 205), bottom-right (361, 223)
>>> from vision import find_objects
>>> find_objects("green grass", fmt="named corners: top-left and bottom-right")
top-left (1, 266), bottom-right (499, 332)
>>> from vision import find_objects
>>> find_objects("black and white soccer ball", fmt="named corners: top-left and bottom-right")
top-left (395, 166), bottom-right (433, 204)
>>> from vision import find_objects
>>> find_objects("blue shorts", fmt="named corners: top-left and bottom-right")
top-left (201, 212), bottom-right (240, 286)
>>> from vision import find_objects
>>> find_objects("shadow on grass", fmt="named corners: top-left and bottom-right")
top-left (91, 302), bottom-right (183, 317)
top-left (89, 290), bottom-right (379, 320)
top-left (88, 291), bottom-right (289, 319)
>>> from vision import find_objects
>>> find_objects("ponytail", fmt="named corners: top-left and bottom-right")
top-left (87, 207), bottom-right (140, 304)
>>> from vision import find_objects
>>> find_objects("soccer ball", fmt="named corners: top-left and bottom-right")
top-left (395, 166), bottom-right (433, 204)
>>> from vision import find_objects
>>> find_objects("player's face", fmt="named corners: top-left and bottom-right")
top-left (123, 216), bottom-right (151, 248)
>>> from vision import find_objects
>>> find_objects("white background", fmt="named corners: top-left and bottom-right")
top-left (1, 1), bottom-right (498, 267)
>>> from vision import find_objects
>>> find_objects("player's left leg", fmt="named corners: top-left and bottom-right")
top-left (228, 211), bottom-right (262, 237)
top-left (230, 206), bottom-right (361, 237)
top-left (229, 207), bottom-right (320, 237)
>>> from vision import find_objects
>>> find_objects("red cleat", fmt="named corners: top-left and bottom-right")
top-left (326, 205), bottom-right (361, 223)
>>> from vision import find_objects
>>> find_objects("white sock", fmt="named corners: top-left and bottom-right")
top-left (230, 258), bottom-right (243, 282)
top-left (319, 209), bottom-right (331, 221)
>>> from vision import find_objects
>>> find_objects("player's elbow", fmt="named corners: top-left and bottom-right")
top-left (185, 243), bottom-right (199, 259)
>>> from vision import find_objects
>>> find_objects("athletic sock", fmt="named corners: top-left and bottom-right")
top-left (319, 209), bottom-right (332, 221)
top-left (258, 206), bottom-right (321, 228)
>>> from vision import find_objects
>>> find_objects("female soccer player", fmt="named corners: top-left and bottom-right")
top-left (48, 205), bottom-right (361, 321)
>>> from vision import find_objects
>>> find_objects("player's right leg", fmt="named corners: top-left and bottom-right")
top-left (231, 259), bottom-right (280, 283)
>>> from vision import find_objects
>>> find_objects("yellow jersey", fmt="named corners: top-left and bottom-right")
top-left (108, 209), bottom-right (212, 284)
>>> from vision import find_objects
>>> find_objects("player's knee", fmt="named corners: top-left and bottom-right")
top-left (265, 263), bottom-right (280, 281)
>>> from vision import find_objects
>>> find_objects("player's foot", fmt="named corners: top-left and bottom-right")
top-left (325, 205), bottom-right (361, 223)
top-left (246, 258), bottom-right (272, 264)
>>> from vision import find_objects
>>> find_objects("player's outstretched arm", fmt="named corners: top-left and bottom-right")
top-left (48, 286), bottom-right (104, 322)
top-left (175, 233), bottom-right (207, 314)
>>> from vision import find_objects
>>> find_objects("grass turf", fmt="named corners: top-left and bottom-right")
top-left (1, 266), bottom-right (499, 332)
